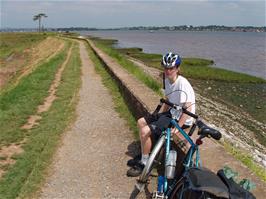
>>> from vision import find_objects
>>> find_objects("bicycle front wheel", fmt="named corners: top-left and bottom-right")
top-left (168, 176), bottom-right (187, 199)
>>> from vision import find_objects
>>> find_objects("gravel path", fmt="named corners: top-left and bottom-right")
top-left (39, 41), bottom-right (138, 198)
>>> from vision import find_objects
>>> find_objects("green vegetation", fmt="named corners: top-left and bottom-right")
top-left (0, 40), bottom-right (81, 198)
top-left (86, 42), bottom-right (138, 138)
top-left (33, 13), bottom-right (48, 33)
top-left (0, 44), bottom-right (68, 145)
top-left (0, 32), bottom-right (49, 61)
top-left (194, 80), bottom-right (266, 146)
top-left (88, 37), bottom-right (162, 95)
top-left (224, 142), bottom-right (266, 182)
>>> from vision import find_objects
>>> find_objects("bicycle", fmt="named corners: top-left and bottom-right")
top-left (130, 98), bottom-right (229, 199)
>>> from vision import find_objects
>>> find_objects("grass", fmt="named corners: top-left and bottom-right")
top-left (0, 32), bottom-right (50, 61)
top-left (0, 43), bottom-right (68, 146)
top-left (0, 40), bottom-right (81, 198)
top-left (88, 37), bottom-right (162, 95)
top-left (224, 142), bottom-right (266, 182)
top-left (85, 42), bottom-right (139, 138)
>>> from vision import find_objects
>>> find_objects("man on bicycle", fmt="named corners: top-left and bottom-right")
top-left (127, 52), bottom-right (196, 177)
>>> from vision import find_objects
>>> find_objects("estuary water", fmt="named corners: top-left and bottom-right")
top-left (80, 30), bottom-right (266, 79)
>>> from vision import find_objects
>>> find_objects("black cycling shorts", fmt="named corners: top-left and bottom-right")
top-left (144, 111), bottom-right (190, 138)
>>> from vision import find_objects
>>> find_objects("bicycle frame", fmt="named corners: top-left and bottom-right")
top-left (132, 99), bottom-right (222, 199)
top-left (170, 120), bottom-right (201, 170)
top-left (162, 119), bottom-right (201, 196)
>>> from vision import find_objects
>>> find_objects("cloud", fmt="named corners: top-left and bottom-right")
top-left (1, 0), bottom-right (265, 28)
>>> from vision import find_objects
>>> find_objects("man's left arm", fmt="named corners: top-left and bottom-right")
top-left (178, 102), bottom-right (192, 128)
top-left (172, 102), bottom-right (193, 148)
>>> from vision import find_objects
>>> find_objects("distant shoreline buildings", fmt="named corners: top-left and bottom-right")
top-left (1, 25), bottom-right (265, 33)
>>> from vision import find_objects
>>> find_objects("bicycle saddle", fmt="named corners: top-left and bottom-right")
top-left (197, 120), bottom-right (222, 140)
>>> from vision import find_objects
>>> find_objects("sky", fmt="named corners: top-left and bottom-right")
top-left (0, 0), bottom-right (265, 29)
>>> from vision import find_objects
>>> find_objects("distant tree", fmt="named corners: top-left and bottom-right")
top-left (33, 13), bottom-right (47, 32)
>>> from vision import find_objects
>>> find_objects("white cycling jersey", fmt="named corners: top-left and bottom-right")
top-left (164, 75), bottom-right (196, 126)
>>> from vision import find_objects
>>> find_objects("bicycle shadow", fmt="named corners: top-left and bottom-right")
top-left (129, 185), bottom-right (153, 199)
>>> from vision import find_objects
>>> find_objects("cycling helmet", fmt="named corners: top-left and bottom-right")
top-left (161, 52), bottom-right (181, 68)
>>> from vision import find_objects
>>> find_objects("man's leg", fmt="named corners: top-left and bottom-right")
top-left (137, 117), bottom-right (147, 129)
top-left (137, 117), bottom-right (147, 154)
top-left (139, 125), bottom-right (152, 165)
top-left (127, 122), bottom-right (153, 177)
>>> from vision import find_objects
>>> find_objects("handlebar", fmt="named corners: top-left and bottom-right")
top-left (160, 98), bottom-right (198, 119)
top-left (158, 98), bottom-right (221, 141)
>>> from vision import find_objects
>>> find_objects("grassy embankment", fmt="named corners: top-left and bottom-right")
top-left (0, 37), bottom-right (81, 198)
top-left (0, 32), bottom-right (50, 61)
top-left (0, 32), bottom-right (61, 92)
top-left (88, 37), bottom-right (266, 181)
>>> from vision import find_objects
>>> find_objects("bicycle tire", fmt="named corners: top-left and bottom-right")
top-left (139, 134), bottom-right (165, 183)
top-left (168, 177), bottom-right (185, 199)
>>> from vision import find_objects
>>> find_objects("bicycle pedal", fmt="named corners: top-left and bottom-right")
top-left (153, 159), bottom-right (161, 165)
top-left (152, 191), bottom-right (168, 199)
top-left (150, 169), bottom-right (158, 177)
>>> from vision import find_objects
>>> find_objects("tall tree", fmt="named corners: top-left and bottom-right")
top-left (33, 13), bottom-right (48, 32)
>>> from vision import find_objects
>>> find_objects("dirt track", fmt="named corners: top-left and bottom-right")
top-left (39, 41), bottom-right (140, 198)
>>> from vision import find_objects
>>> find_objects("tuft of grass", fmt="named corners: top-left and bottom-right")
top-left (183, 64), bottom-right (265, 83)
top-left (0, 41), bottom-right (81, 199)
top-left (85, 42), bottom-right (139, 138)
top-left (224, 142), bottom-right (266, 182)
top-left (0, 156), bottom-right (7, 161)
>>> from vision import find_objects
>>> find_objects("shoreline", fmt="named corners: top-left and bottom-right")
top-left (79, 30), bottom-right (266, 79)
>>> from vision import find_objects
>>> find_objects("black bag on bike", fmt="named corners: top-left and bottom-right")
top-left (217, 169), bottom-right (256, 199)
top-left (181, 167), bottom-right (229, 199)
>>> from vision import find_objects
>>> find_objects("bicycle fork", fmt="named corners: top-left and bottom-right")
top-left (152, 128), bottom-right (172, 199)
top-left (135, 134), bottom-right (166, 192)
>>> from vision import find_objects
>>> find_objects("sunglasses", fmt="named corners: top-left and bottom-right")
top-left (164, 67), bottom-right (176, 70)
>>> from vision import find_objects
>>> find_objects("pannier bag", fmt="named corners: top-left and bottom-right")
top-left (217, 169), bottom-right (256, 199)
top-left (182, 167), bottom-right (229, 199)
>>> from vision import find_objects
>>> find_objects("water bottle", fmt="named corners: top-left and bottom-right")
top-left (157, 175), bottom-right (164, 193)
top-left (166, 150), bottom-right (177, 179)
